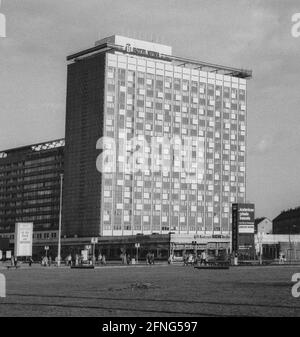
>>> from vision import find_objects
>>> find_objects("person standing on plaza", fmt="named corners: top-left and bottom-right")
top-left (150, 252), bottom-right (155, 265)
top-left (67, 254), bottom-right (72, 266)
top-left (200, 251), bottom-right (207, 265)
top-left (146, 252), bottom-right (149, 264)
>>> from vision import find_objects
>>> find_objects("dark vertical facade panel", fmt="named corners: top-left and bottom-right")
top-left (63, 53), bottom-right (105, 237)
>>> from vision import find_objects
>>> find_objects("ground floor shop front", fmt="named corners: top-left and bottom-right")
top-left (1, 233), bottom-right (231, 262)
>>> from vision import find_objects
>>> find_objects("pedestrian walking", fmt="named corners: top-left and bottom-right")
top-left (150, 252), bottom-right (155, 265)
top-left (200, 251), bottom-right (207, 265)
top-left (146, 252), bottom-right (151, 264)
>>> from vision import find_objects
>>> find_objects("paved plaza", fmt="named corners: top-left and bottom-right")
top-left (0, 264), bottom-right (300, 317)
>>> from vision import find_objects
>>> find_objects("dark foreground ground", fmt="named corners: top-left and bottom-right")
top-left (0, 264), bottom-right (300, 317)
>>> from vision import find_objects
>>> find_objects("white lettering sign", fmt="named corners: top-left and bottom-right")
top-left (15, 223), bottom-right (33, 257)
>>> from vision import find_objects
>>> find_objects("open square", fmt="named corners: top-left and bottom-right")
top-left (0, 264), bottom-right (299, 317)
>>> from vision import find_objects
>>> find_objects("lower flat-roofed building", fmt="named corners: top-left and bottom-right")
top-left (0, 139), bottom-right (64, 252)
top-left (255, 233), bottom-right (300, 261)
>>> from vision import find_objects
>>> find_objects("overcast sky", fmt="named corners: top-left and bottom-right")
top-left (0, 0), bottom-right (300, 220)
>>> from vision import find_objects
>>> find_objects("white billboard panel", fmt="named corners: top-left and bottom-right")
top-left (15, 223), bottom-right (33, 257)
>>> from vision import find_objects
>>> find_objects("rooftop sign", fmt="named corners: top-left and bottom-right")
top-left (95, 35), bottom-right (172, 55)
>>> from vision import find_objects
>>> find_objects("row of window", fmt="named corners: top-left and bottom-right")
top-left (0, 231), bottom-right (57, 240)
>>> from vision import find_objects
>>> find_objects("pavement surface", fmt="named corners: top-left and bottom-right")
top-left (0, 264), bottom-right (300, 317)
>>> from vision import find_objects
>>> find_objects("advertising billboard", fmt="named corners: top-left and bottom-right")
top-left (14, 223), bottom-right (33, 257)
top-left (232, 203), bottom-right (255, 254)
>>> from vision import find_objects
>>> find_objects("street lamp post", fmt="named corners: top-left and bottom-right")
top-left (57, 173), bottom-right (63, 267)
top-left (288, 224), bottom-right (297, 264)
top-left (257, 233), bottom-right (263, 265)
top-left (135, 243), bottom-right (140, 264)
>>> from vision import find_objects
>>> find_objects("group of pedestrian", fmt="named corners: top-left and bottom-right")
top-left (183, 253), bottom-right (195, 266)
top-left (41, 256), bottom-right (52, 267)
top-left (146, 251), bottom-right (155, 265)
top-left (98, 253), bottom-right (107, 265)
top-left (279, 252), bottom-right (286, 264)
top-left (120, 252), bottom-right (131, 265)
top-left (183, 251), bottom-right (207, 266)
top-left (10, 256), bottom-right (18, 268)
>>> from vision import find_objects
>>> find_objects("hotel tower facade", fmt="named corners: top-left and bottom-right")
top-left (63, 35), bottom-right (252, 244)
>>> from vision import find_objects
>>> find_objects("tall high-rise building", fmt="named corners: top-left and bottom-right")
top-left (63, 35), bottom-right (252, 240)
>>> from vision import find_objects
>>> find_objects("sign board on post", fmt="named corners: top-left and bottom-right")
top-left (135, 243), bottom-right (140, 248)
top-left (91, 237), bottom-right (98, 244)
top-left (232, 203), bottom-right (255, 255)
top-left (81, 250), bottom-right (88, 261)
top-left (14, 223), bottom-right (33, 257)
